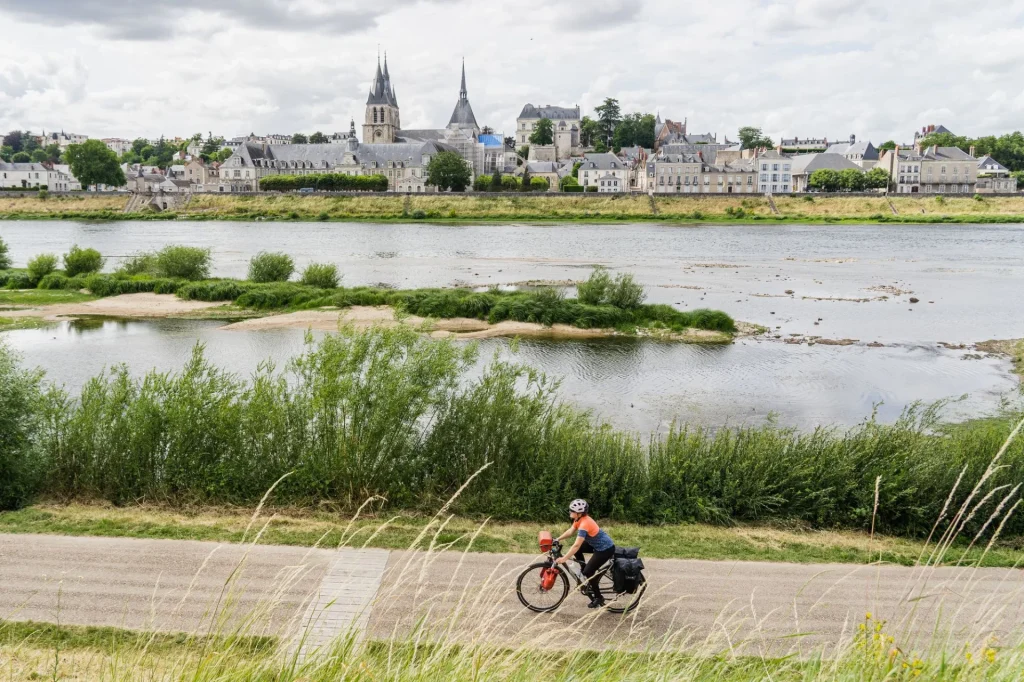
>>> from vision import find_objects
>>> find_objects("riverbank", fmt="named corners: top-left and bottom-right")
top-left (4, 192), bottom-right (1024, 223)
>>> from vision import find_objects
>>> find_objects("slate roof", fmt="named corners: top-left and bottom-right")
top-left (525, 161), bottom-right (560, 173)
top-left (788, 153), bottom-right (863, 175)
top-left (977, 155), bottom-right (1008, 172)
top-left (366, 56), bottom-right (398, 107)
top-left (229, 140), bottom-right (454, 170)
top-left (922, 146), bottom-right (974, 161)
top-left (518, 103), bottom-right (581, 120)
top-left (825, 141), bottom-right (879, 160)
top-left (447, 61), bottom-right (478, 129)
top-left (579, 152), bottom-right (625, 171)
top-left (0, 162), bottom-right (53, 171)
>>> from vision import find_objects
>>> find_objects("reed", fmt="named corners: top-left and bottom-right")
top-left (2, 331), bottom-right (1023, 539)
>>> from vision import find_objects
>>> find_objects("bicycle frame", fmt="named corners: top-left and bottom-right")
top-left (543, 540), bottom-right (610, 589)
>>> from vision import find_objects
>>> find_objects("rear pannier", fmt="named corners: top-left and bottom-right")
top-left (611, 546), bottom-right (644, 594)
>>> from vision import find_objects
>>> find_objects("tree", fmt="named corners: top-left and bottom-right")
top-left (11, 152), bottom-right (30, 163)
top-left (593, 140), bottom-right (609, 154)
top-left (30, 150), bottom-right (47, 163)
top-left (200, 132), bottom-right (223, 159)
top-left (612, 114), bottom-right (637, 149)
top-left (65, 139), bottom-right (127, 189)
top-left (481, 126), bottom-right (494, 135)
top-left (808, 168), bottom-right (841, 192)
top-left (216, 148), bottom-right (234, 163)
top-left (579, 116), bottom-right (600, 147)
top-left (503, 136), bottom-right (515, 150)
top-left (520, 165), bottom-right (532, 192)
top-left (865, 167), bottom-right (891, 190)
top-left (490, 167), bottom-right (503, 191)
top-left (529, 118), bottom-right (554, 145)
top-left (291, 133), bottom-right (308, 144)
top-left (425, 151), bottom-right (471, 192)
top-left (43, 143), bottom-right (62, 163)
top-left (738, 126), bottom-right (774, 150)
top-left (838, 168), bottom-right (866, 192)
top-left (309, 131), bottom-right (328, 144)
top-left (517, 145), bottom-right (530, 161)
top-left (131, 138), bottom-right (149, 155)
top-left (1013, 170), bottom-right (1024, 187)
top-left (3, 131), bottom-right (23, 152)
top-left (878, 140), bottom-right (897, 152)
top-left (634, 113), bottom-right (656, 149)
top-left (0, 146), bottom-right (11, 162)
top-left (559, 174), bottom-right (580, 191)
top-left (594, 98), bottom-right (622, 146)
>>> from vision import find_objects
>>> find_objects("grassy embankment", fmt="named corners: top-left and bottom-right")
top-left (2, 325), bottom-right (1023, 543)
top-left (4, 502), bottom-right (1023, 568)
top-left (3, 192), bottom-right (1024, 223)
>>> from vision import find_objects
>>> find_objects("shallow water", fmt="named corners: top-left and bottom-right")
top-left (2, 220), bottom-right (1023, 343)
top-left (3, 318), bottom-right (1016, 432)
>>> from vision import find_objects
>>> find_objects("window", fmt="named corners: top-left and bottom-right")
top-left (950, 185), bottom-right (958, 193)
top-left (760, 184), bottom-right (767, 192)
top-left (941, 166), bottom-right (946, 174)
top-left (953, 166), bottom-right (958, 175)
top-left (771, 184), bottom-right (778, 192)
top-left (783, 164), bottom-right (791, 171)
top-left (772, 163), bottom-right (779, 171)
top-left (938, 184), bottom-right (945, 192)
top-left (963, 184), bottom-right (969, 193)
top-left (771, 174), bottom-right (779, 182)
top-left (747, 176), bottom-right (752, 185)
top-left (761, 163), bottom-right (767, 171)
top-left (782, 174), bottom-right (790, 181)
top-left (760, 173), bottom-right (768, 181)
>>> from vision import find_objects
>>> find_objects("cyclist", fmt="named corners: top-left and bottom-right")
top-left (554, 499), bottom-right (615, 608)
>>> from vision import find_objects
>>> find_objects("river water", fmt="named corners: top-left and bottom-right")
top-left (1, 221), bottom-right (1021, 431)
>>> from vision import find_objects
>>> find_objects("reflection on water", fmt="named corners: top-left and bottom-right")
top-left (4, 318), bottom-right (1017, 432)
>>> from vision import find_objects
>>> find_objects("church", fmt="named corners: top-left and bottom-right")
top-left (219, 55), bottom-right (510, 192)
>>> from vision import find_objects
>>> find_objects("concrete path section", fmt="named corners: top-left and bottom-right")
top-left (0, 533), bottom-right (339, 637)
top-left (292, 548), bottom-right (390, 660)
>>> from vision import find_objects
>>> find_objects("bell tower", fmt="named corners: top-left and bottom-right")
top-left (363, 53), bottom-right (400, 144)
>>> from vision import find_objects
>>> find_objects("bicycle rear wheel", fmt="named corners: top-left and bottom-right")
top-left (516, 562), bottom-right (570, 613)
top-left (596, 570), bottom-right (646, 614)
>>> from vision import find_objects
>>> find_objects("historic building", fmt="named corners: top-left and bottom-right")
top-left (218, 56), bottom-right (510, 192)
top-left (515, 104), bottom-right (580, 161)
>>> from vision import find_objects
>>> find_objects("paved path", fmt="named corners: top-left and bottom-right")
top-left (3, 534), bottom-right (1023, 656)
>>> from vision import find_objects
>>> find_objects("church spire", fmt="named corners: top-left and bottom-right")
top-left (459, 58), bottom-right (467, 101)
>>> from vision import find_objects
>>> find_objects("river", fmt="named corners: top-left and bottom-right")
top-left (1, 220), bottom-right (1021, 431)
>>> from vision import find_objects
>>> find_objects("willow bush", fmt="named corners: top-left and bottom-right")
top-left (4, 328), bottom-right (1023, 538)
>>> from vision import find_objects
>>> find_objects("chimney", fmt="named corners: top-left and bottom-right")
top-left (776, 144), bottom-right (782, 154)
top-left (969, 145), bottom-right (976, 157)
top-left (915, 142), bottom-right (922, 155)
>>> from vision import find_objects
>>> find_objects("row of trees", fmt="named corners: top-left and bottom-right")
top-left (259, 173), bottom-right (389, 192)
top-left (808, 167), bottom-right (890, 192)
top-left (1, 131), bottom-right (63, 164)
top-left (915, 130), bottom-right (1024, 181)
top-left (523, 99), bottom-right (655, 154)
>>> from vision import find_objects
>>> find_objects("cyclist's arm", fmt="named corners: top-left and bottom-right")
top-left (555, 526), bottom-right (575, 542)
top-left (556, 535), bottom-right (585, 564)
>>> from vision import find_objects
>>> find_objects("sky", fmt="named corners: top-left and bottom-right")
top-left (1, 0), bottom-right (1023, 146)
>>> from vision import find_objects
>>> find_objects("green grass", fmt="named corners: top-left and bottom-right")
top-left (0, 620), bottom-right (275, 657)
top-left (3, 504), bottom-right (1023, 568)
top-left (0, 288), bottom-right (97, 305)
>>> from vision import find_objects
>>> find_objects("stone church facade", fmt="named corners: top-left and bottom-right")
top-left (219, 56), bottom-right (502, 192)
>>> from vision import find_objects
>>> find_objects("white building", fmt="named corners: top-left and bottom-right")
top-left (41, 131), bottom-right (89, 151)
top-left (976, 155), bottom-right (1017, 193)
top-left (576, 152), bottom-right (629, 190)
top-left (0, 162), bottom-right (73, 190)
top-left (51, 164), bottom-right (82, 191)
top-left (824, 136), bottom-right (879, 169)
top-left (516, 104), bottom-right (581, 161)
top-left (754, 150), bottom-right (793, 193)
top-left (102, 138), bottom-right (132, 155)
top-left (596, 173), bottom-right (622, 193)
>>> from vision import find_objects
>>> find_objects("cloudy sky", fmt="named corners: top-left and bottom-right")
top-left (1, 0), bottom-right (1023, 145)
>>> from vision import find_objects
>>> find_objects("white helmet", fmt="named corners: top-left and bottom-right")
top-left (569, 499), bottom-right (589, 514)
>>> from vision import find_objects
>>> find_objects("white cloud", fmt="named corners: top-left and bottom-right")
top-left (1, 0), bottom-right (1023, 143)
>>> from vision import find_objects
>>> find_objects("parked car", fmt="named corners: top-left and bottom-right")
top-left (298, 187), bottom-right (315, 194)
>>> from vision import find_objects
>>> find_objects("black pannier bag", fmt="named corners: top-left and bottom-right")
top-left (611, 547), bottom-right (644, 594)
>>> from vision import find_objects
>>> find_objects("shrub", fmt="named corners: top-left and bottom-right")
top-left (0, 341), bottom-right (44, 510)
top-left (301, 263), bottom-right (340, 289)
top-left (248, 251), bottom-right (294, 283)
top-left (37, 273), bottom-right (69, 290)
top-left (411, 209), bottom-right (426, 219)
top-left (607, 273), bottom-right (647, 309)
top-left (37, 189), bottom-right (49, 200)
top-left (27, 253), bottom-right (58, 283)
top-left (974, 193), bottom-right (984, 201)
top-left (576, 267), bottom-right (613, 305)
top-left (116, 252), bottom-right (158, 277)
top-left (935, 195), bottom-right (946, 205)
top-left (0, 236), bottom-right (10, 270)
top-left (63, 244), bottom-right (104, 277)
top-left (155, 245), bottom-right (211, 280)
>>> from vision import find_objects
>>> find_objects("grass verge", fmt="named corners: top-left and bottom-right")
top-left (3, 503), bottom-right (1022, 568)
top-left (0, 289), bottom-right (98, 306)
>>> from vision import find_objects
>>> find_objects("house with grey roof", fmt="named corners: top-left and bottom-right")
top-left (787, 153), bottom-right (864, 192)
top-left (515, 103), bottom-right (580, 161)
top-left (824, 138), bottom-right (879, 169)
top-left (878, 144), bottom-right (978, 194)
top-left (576, 152), bottom-right (629, 190)
top-left (753, 150), bottom-right (794, 193)
top-left (976, 155), bottom-right (1017, 193)
top-left (0, 161), bottom-right (74, 191)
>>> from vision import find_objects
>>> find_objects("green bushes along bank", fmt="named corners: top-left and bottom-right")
top-left (1, 329), bottom-right (1022, 539)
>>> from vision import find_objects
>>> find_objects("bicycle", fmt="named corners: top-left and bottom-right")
top-left (515, 536), bottom-right (646, 614)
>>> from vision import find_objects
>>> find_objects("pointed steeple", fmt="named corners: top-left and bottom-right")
top-left (383, 52), bottom-right (390, 80)
top-left (349, 118), bottom-right (356, 137)
top-left (459, 58), bottom-right (468, 101)
top-left (447, 59), bottom-right (478, 131)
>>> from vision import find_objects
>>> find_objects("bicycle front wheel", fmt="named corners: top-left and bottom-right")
top-left (516, 562), bottom-right (570, 613)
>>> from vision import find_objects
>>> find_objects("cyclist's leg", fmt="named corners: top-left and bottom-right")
top-left (581, 547), bottom-right (615, 605)
top-left (572, 540), bottom-right (595, 571)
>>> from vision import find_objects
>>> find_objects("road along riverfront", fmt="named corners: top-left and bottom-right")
top-left (2, 533), bottom-right (1022, 657)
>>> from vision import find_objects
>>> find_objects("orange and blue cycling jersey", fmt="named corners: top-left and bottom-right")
top-left (572, 515), bottom-right (614, 552)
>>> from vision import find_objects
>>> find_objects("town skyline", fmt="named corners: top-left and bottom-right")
top-left (1, 0), bottom-right (1023, 144)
